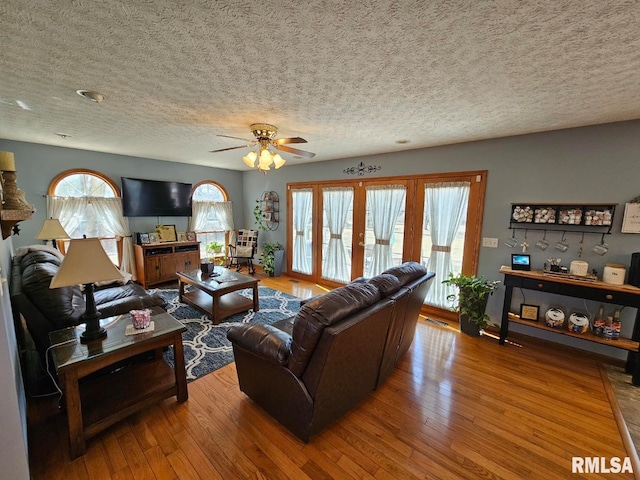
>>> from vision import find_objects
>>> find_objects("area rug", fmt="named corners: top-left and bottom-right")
top-left (147, 285), bottom-right (301, 381)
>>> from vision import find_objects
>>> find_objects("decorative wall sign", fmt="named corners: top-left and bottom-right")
top-left (343, 161), bottom-right (381, 176)
top-left (622, 203), bottom-right (640, 233)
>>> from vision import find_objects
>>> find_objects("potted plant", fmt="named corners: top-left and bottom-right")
top-left (260, 241), bottom-right (284, 277)
top-left (206, 241), bottom-right (224, 257)
top-left (201, 241), bottom-right (225, 273)
top-left (442, 272), bottom-right (500, 336)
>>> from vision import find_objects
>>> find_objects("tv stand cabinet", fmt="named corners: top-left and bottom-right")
top-left (135, 241), bottom-right (200, 288)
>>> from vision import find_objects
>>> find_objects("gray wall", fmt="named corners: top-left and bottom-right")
top-left (3, 119), bottom-right (640, 358)
top-left (0, 236), bottom-right (30, 479)
top-left (0, 139), bottom-right (245, 242)
top-left (243, 119), bottom-right (640, 358)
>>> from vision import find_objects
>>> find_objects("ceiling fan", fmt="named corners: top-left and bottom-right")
top-left (210, 123), bottom-right (315, 172)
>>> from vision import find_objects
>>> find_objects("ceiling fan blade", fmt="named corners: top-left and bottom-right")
top-left (209, 144), bottom-right (252, 153)
top-left (217, 134), bottom-right (253, 142)
top-left (275, 144), bottom-right (316, 158)
top-left (273, 137), bottom-right (307, 145)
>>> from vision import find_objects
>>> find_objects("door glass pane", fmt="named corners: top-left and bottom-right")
top-left (321, 187), bottom-right (353, 283)
top-left (363, 185), bottom-right (406, 277)
top-left (422, 181), bottom-right (470, 308)
top-left (291, 189), bottom-right (313, 274)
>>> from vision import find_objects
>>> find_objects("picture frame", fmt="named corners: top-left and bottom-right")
top-left (186, 231), bottom-right (196, 242)
top-left (139, 232), bottom-right (150, 245)
top-left (520, 303), bottom-right (540, 322)
top-left (621, 203), bottom-right (640, 233)
top-left (148, 232), bottom-right (159, 244)
top-left (156, 224), bottom-right (177, 243)
top-left (177, 231), bottom-right (187, 242)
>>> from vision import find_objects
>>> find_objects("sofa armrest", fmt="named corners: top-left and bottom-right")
top-left (227, 324), bottom-right (292, 366)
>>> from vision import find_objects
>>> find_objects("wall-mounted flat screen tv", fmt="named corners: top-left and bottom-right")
top-left (121, 177), bottom-right (193, 217)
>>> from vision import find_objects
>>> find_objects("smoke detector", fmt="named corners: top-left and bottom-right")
top-left (76, 90), bottom-right (105, 103)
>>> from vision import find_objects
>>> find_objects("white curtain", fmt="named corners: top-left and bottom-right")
top-left (189, 201), bottom-right (210, 231)
top-left (47, 195), bottom-right (137, 278)
top-left (189, 200), bottom-right (234, 233)
top-left (214, 201), bottom-right (234, 232)
top-left (292, 189), bottom-right (313, 274)
top-left (424, 182), bottom-right (470, 308)
top-left (322, 187), bottom-right (353, 282)
top-left (46, 196), bottom-right (86, 235)
top-left (365, 185), bottom-right (406, 277)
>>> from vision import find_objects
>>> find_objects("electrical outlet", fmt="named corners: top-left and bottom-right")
top-left (482, 237), bottom-right (499, 248)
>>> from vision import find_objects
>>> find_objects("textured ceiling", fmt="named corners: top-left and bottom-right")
top-left (1, 1), bottom-right (640, 171)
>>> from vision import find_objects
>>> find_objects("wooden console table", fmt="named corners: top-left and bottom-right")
top-left (49, 307), bottom-right (187, 458)
top-left (499, 266), bottom-right (640, 384)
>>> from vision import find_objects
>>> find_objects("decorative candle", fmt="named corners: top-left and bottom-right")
top-left (0, 152), bottom-right (16, 171)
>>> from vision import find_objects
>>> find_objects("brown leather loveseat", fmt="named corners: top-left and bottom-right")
top-left (10, 247), bottom-right (166, 359)
top-left (227, 261), bottom-right (434, 441)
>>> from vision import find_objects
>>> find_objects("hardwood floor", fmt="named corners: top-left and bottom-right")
top-left (26, 272), bottom-right (638, 479)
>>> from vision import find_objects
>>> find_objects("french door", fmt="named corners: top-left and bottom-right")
top-left (287, 171), bottom-right (486, 319)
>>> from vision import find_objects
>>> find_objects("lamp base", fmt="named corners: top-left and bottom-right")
top-left (80, 311), bottom-right (107, 343)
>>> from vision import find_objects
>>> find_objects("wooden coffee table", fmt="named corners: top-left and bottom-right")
top-left (177, 266), bottom-right (259, 323)
top-left (49, 306), bottom-right (188, 459)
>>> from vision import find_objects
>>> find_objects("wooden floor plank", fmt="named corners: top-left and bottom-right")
top-left (25, 272), bottom-right (636, 479)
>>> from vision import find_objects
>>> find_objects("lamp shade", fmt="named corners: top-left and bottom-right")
top-left (50, 238), bottom-right (124, 288)
top-left (0, 152), bottom-right (16, 171)
top-left (36, 218), bottom-right (70, 240)
top-left (273, 154), bottom-right (286, 169)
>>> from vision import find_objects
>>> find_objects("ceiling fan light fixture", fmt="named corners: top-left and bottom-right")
top-left (211, 122), bottom-right (314, 173)
top-left (243, 154), bottom-right (256, 168)
top-left (273, 154), bottom-right (285, 169)
top-left (259, 147), bottom-right (272, 164)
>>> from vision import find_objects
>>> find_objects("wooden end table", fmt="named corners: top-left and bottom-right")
top-left (49, 306), bottom-right (188, 459)
top-left (177, 266), bottom-right (259, 324)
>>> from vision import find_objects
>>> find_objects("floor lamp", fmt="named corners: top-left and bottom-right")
top-left (50, 238), bottom-right (124, 343)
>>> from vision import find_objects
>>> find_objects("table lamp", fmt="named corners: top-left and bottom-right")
top-left (35, 218), bottom-right (70, 248)
top-left (50, 238), bottom-right (124, 342)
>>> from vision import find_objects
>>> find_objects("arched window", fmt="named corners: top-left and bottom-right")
top-left (48, 169), bottom-right (122, 265)
top-left (190, 181), bottom-right (233, 258)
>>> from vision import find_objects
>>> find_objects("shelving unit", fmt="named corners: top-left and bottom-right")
top-left (509, 203), bottom-right (617, 235)
top-left (258, 191), bottom-right (279, 231)
top-left (0, 209), bottom-right (33, 239)
top-left (499, 266), bottom-right (640, 384)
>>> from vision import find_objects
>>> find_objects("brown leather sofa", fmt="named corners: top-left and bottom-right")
top-left (10, 248), bottom-right (166, 359)
top-left (227, 261), bottom-right (434, 442)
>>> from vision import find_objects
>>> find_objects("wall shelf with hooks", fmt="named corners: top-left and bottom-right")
top-left (509, 203), bottom-right (617, 235)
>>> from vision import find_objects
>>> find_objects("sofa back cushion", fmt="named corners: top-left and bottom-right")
top-left (368, 273), bottom-right (402, 297)
top-left (381, 261), bottom-right (427, 286)
top-left (21, 256), bottom-right (85, 328)
top-left (288, 282), bottom-right (381, 377)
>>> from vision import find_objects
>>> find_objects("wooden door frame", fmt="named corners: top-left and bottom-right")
top-left (286, 170), bottom-right (487, 316)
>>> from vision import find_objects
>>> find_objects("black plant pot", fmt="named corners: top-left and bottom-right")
top-left (273, 250), bottom-right (285, 277)
top-left (459, 314), bottom-right (482, 337)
